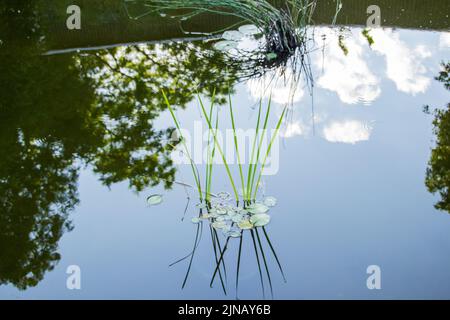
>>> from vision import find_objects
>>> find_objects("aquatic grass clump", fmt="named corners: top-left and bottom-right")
top-left (125, 0), bottom-right (320, 55)
top-left (161, 90), bottom-right (287, 298)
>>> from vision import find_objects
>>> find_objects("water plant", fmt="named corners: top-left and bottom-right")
top-left (124, 0), bottom-right (341, 56)
top-left (162, 90), bottom-right (287, 298)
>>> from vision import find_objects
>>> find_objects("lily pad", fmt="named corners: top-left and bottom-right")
top-left (212, 221), bottom-right (227, 229)
top-left (238, 24), bottom-right (260, 36)
top-left (227, 209), bottom-right (237, 217)
top-left (213, 40), bottom-right (237, 52)
top-left (222, 30), bottom-right (244, 41)
top-left (191, 217), bottom-right (201, 224)
top-left (250, 214), bottom-right (271, 227)
top-left (231, 214), bottom-right (244, 223)
top-left (247, 202), bottom-right (269, 214)
top-left (216, 207), bottom-right (228, 215)
top-left (222, 224), bottom-right (232, 234)
top-left (238, 220), bottom-right (254, 230)
top-left (147, 194), bottom-right (163, 206)
top-left (226, 230), bottom-right (242, 238)
top-left (263, 196), bottom-right (277, 207)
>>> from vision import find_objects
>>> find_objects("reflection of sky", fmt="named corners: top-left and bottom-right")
top-left (1, 28), bottom-right (450, 299)
top-left (249, 28), bottom-right (448, 145)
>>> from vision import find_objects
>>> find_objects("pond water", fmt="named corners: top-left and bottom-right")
top-left (1, 1), bottom-right (450, 299)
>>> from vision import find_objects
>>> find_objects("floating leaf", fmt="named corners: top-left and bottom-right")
top-left (263, 196), bottom-right (277, 207)
top-left (222, 215), bottom-right (232, 221)
top-left (250, 214), bottom-right (271, 227)
top-left (212, 221), bottom-right (227, 229)
top-left (191, 217), bottom-right (201, 224)
top-left (238, 220), bottom-right (253, 230)
top-left (227, 209), bottom-right (237, 217)
top-left (213, 40), bottom-right (237, 51)
top-left (238, 24), bottom-right (260, 36)
top-left (222, 224), bottom-right (232, 234)
top-left (226, 231), bottom-right (242, 238)
top-left (200, 214), bottom-right (212, 220)
top-left (231, 214), bottom-right (244, 223)
top-left (247, 203), bottom-right (269, 214)
top-left (147, 194), bottom-right (163, 206)
top-left (222, 30), bottom-right (244, 41)
top-left (216, 207), bottom-right (228, 215)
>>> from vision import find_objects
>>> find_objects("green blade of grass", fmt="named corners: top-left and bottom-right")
top-left (249, 97), bottom-right (272, 200)
top-left (198, 94), bottom-right (239, 201)
top-left (253, 106), bottom-right (287, 200)
top-left (229, 93), bottom-right (246, 201)
top-left (246, 99), bottom-right (262, 201)
top-left (207, 107), bottom-right (219, 201)
top-left (162, 90), bottom-right (203, 201)
top-left (205, 89), bottom-right (216, 202)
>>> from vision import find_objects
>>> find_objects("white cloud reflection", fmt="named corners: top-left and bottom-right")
top-left (371, 28), bottom-right (431, 95)
top-left (247, 68), bottom-right (305, 105)
top-left (323, 120), bottom-right (372, 144)
top-left (314, 28), bottom-right (381, 105)
top-left (439, 32), bottom-right (450, 49)
top-left (280, 120), bottom-right (304, 138)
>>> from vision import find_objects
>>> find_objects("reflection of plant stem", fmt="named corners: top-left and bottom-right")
top-left (262, 226), bottom-right (287, 282)
top-left (250, 229), bottom-right (265, 299)
top-left (213, 228), bottom-right (227, 282)
top-left (209, 236), bottom-right (230, 288)
top-left (210, 226), bottom-right (227, 295)
top-left (182, 221), bottom-right (203, 289)
top-left (256, 228), bottom-right (273, 298)
top-left (235, 231), bottom-right (244, 299)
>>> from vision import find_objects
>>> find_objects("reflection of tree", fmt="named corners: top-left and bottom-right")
top-left (0, 0), bottom-right (88, 290)
top-left (425, 62), bottom-right (450, 213)
top-left (0, 2), bottom-right (236, 289)
top-left (0, 138), bottom-right (79, 289)
top-left (81, 41), bottom-right (234, 190)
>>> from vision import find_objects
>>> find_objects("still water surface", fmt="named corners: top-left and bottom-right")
top-left (0, 2), bottom-right (450, 299)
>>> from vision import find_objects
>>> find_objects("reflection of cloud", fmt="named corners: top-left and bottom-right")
top-left (439, 32), bottom-right (450, 49)
top-left (323, 120), bottom-right (372, 144)
top-left (247, 68), bottom-right (304, 105)
top-left (371, 29), bottom-right (431, 95)
top-left (280, 121), bottom-right (304, 138)
top-left (315, 28), bottom-right (381, 105)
